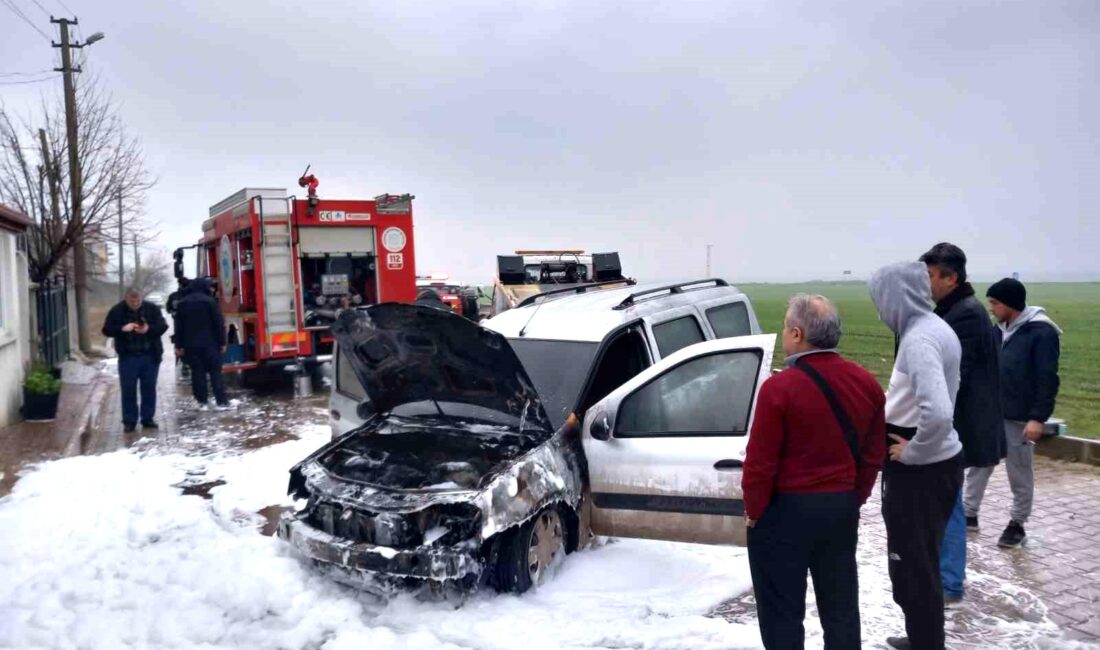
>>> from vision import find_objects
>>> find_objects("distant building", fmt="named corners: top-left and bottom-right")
top-left (87, 241), bottom-right (111, 279)
top-left (0, 204), bottom-right (33, 426)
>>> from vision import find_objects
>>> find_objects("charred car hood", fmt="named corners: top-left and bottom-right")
top-left (331, 304), bottom-right (552, 432)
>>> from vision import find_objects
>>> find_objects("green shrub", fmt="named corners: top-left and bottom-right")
top-left (24, 365), bottom-right (61, 395)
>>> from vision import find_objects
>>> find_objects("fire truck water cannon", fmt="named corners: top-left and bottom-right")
top-left (298, 165), bottom-right (320, 214)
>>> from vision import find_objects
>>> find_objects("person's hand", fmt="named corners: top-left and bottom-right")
top-left (1024, 420), bottom-right (1045, 443)
top-left (220, 345), bottom-right (227, 355)
top-left (121, 323), bottom-right (137, 333)
top-left (135, 323), bottom-right (149, 334)
top-left (745, 516), bottom-right (756, 529)
top-left (888, 433), bottom-right (909, 462)
top-left (175, 348), bottom-right (183, 358)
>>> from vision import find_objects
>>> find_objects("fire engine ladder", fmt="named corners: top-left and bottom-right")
top-left (256, 196), bottom-right (301, 355)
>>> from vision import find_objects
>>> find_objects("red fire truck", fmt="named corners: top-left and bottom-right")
top-left (173, 187), bottom-right (417, 376)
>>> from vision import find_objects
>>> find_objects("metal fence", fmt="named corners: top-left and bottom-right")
top-left (35, 276), bottom-right (69, 368)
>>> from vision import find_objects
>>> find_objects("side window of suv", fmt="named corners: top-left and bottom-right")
top-left (707, 301), bottom-right (752, 339)
top-left (335, 345), bottom-right (366, 400)
top-left (616, 350), bottom-right (762, 436)
top-left (652, 316), bottom-right (705, 358)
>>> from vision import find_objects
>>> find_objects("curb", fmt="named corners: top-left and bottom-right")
top-left (1035, 435), bottom-right (1100, 468)
top-left (61, 374), bottom-right (111, 458)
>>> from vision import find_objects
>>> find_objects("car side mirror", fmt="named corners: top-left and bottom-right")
top-left (590, 414), bottom-right (611, 441)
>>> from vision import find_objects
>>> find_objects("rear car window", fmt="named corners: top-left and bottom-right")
top-left (652, 316), bottom-right (705, 358)
top-left (706, 301), bottom-right (752, 338)
top-left (335, 346), bottom-right (366, 400)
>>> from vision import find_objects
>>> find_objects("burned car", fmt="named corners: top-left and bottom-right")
top-left (281, 283), bottom-right (775, 595)
top-left (279, 304), bottom-right (584, 594)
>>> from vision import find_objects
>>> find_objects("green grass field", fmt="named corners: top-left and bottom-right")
top-left (740, 283), bottom-right (1100, 439)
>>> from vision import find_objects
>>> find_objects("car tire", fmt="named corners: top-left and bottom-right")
top-left (494, 505), bottom-right (565, 594)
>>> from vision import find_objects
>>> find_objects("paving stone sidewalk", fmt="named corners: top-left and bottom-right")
top-left (713, 457), bottom-right (1100, 647)
top-left (0, 365), bottom-right (111, 496)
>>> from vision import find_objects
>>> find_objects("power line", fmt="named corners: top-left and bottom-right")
top-left (0, 69), bottom-right (55, 77)
top-left (0, 75), bottom-right (61, 86)
top-left (0, 0), bottom-right (51, 40)
top-left (54, 0), bottom-right (73, 16)
top-left (28, 0), bottom-right (51, 17)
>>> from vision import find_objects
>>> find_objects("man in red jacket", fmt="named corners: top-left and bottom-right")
top-left (743, 294), bottom-right (886, 649)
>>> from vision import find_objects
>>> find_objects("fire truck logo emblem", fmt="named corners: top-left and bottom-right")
top-left (318, 210), bottom-right (346, 222)
top-left (387, 253), bottom-right (404, 270)
top-left (218, 234), bottom-right (234, 299)
top-left (382, 227), bottom-right (407, 253)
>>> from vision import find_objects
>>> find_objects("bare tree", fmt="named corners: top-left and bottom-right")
top-left (0, 74), bottom-right (155, 284)
top-left (115, 248), bottom-right (173, 296)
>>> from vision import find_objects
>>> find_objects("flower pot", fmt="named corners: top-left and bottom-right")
top-left (22, 387), bottom-right (60, 422)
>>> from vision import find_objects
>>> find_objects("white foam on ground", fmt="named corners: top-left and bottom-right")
top-left (0, 440), bottom-right (762, 649)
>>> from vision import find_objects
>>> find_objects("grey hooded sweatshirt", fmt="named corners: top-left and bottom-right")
top-left (869, 262), bottom-right (963, 466)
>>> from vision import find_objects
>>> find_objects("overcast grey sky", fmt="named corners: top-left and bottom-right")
top-left (3, 0), bottom-right (1097, 282)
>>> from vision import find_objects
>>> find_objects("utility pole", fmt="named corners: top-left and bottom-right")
top-left (705, 244), bottom-right (713, 277)
top-left (117, 190), bottom-right (124, 299)
top-left (51, 17), bottom-right (104, 354)
top-left (133, 240), bottom-right (141, 289)
top-left (52, 16), bottom-right (90, 353)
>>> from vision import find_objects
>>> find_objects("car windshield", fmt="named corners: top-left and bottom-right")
top-left (507, 338), bottom-right (599, 429)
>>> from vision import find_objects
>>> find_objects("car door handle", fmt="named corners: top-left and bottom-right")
top-left (714, 459), bottom-right (743, 471)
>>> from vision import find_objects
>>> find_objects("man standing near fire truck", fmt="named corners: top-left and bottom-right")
top-left (173, 277), bottom-right (229, 407)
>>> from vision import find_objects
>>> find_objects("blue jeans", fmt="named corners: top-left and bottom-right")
top-left (940, 489), bottom-right (966, 598)
top-left (119, 354), bottom-right (159, 426)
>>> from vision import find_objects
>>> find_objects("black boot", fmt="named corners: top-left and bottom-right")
top-left (998, 520), bottom-right (1026, 548)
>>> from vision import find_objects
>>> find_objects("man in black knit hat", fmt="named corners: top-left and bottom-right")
top-left (966, 278), bottom-right (1062, 548)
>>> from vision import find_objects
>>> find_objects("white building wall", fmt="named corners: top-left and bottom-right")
top-left (0, 231), bottom-right (27, 426)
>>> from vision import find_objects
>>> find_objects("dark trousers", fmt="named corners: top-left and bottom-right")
top-left (186, 347), bottom-right (227, 405)
top-left (119, 354), bottom-right (159, 426)
top-left (883, 453), bottom-right (963, 650)
top-left (748, 491), bottom-right (861, 650)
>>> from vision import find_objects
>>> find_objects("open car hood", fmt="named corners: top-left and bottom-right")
top-left (331, 304), bottom-right (553, 433)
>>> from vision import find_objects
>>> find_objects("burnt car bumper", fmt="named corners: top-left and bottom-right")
top-left (277, 514), bottom-right (483, 583)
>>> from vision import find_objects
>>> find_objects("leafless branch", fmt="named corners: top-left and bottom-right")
top-left (0, 71), bottom-right (156, 282)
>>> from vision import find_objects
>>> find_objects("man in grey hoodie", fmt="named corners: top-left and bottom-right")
top-left (869, 262), bottom-right (964, 650)
top-left (965, 278), bottom-right (1061, 548)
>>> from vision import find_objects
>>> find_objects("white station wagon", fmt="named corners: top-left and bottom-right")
top-left (286, 279), bottom-right (775, 595)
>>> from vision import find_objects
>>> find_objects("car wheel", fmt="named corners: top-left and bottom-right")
top-left (495, 506), bottom-right (565, 594)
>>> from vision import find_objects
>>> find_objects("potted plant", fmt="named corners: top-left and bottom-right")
top-left (22, 364), bottom-right (62, 422)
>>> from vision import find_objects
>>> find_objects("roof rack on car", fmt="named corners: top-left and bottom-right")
top-left (612, 278), bottom-right (730, 310)
top-left (515, 278), bottom-right (638, 309)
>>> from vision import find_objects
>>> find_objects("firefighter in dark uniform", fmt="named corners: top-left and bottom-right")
top-left (173, 277), bottom-right (229, 407)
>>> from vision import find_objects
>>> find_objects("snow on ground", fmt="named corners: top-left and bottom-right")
top-left (0, 433), bottom-right (762, 650)
top-left (4, 426), bottom-right (1083, 649)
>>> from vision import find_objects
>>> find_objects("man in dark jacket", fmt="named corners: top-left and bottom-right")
top-left (102, 288), bottom-right (169, 432)
top-left (173, 277), bottom-right (229, 407)
top-left (920, 243), bottom-right (1004, 603)
top-left (743, 294), bottom-right (886, 649)
top-left (966, 278), bottom-right (1061, 548)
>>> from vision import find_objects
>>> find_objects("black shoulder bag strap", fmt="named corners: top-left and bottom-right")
top-left (795, 358), bottom-right (862, 488)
